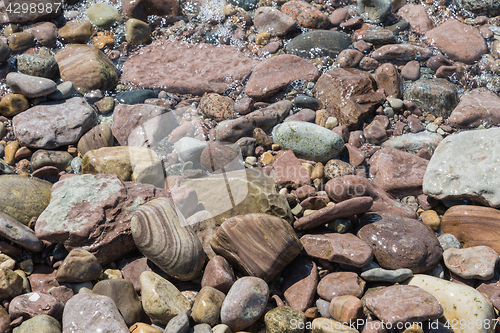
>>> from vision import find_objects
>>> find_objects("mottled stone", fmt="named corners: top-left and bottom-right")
top-left (358, 213), bottom-right (443, 273)
top-left (13, 97), bottom-right (95, 149)
top-left (286, 30), bottom-right (351, 59)
top-left (272, 121), bottom-right (344, 163)
top-left (62, 292), bottom-right (128, 333)
top-left (17, 52), bottom-right (57, 79)
top-left (294, 197), bottom-right (373, 231)
top-left (121, 40), bottom-right (257, 95)
top-left (317, 272), bottom-right (365, 301)
top-left (301, 233), bottom-right (373, 267)
top-left (0, 175), bottom-right (52, 225)
top-left (0, 267), bottom-right (22, 299)
top-left (407, 274), bottom-right (495, 333)
top-left (404, 79), bottom-right (458, 118)
top-left (282, 256), bottom-right (318, 312)
top-left (423, 128), bottom-right (500, 207)
top-left (425, 19), bottom-right (487, 63)
top-left (220, 276), bottom-right (269, 331)
top-left (281, 0), bottom-right (329, 29)
top-left (314, 68), bottom-right (384, 129)
top-left (9, 292), bottom-right (63, 320)
top-left (365, 285), bottom-right (443, 325)
top-left (93, 279), bottom-right (143, 326)
top-left (55, 44), bottom-right (119, 93)
top-left (369, 147), bottom-right (429, 199)
top-left (443, 246), bottom-right (499, 280)
top-left (131, 197), bottom-right (205, 281)
top-left (358, 0), bottom-right (392, 23)
top-left (324, 160), bottom-right (355, 180)
top-left (246, 54), bottom-right (320, 99)
top-left (199, 93), bottom-right (235, 121)
top-left (211, 213), bottom-right (302, 282)
top-left (0, 94), bottom-right (28, 117)
top-left (35, 174), bottom-right (169, 264)
top-left (265, 306), bottom-right (306, 333)
top-left (325, 175), bottom-right (417, 218)
top-left (140, 271), bottom-right (191, 325)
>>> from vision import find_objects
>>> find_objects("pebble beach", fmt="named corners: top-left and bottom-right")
top-left (2, 0), bottom-right (500, 332)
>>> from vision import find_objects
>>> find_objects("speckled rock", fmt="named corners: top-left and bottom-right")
top-left (358, 213), bottom-right (443, 273)
top-left (245, 54), bottom-right (320, 99)
top-left (425, 19), bottom-right (487, 63)
top-left (281, 0), bottom-right (329, 29)
top-left (438, 233), bottom-right (461, 252)
top-left (301, 233), bottom-right (373, 267)
top-left (0, 212), bottom-right (43, 252)
top-left (13, 97), bottom-right (95, 149)
top-left (191, 286), bottom-right (225, 326)
top-left (131, 197), bottom-right (205, 281)
top-left (55, 44), bottom-right (119, 93)
top-left (324, 159), bottom-right (355, 180)
top-left (423, 128), bottom-right (500, 207)
top-left (365, 285), bottom-right (443, 325)
top-left (317, 272), bottom-right (366, 301)
top-left (314, 68), bottom-right (384, 129)
top-left (404, 78), bottom-right (458, 118)
top-left (265, 306), bottom-right (305, 333)
top-left (17, 52), bottom-right (57, 79)
top-left (199, 93), bottom-right (235, 121)
top-left (121, 40), bottom-right (257, 95)
top-left (220, 276), bottom-right (269, 331)
top-left (286, 30), bottom-right (351, 59)
top-left (140, 271), bottom-right (191, 325)
top-left (272, 121), bottom-right (344, 163)
top-left (0, 175), bottom-right (52, 225)
top-left (443, 246), bottom-right (499, 280)
top-left (62, 292), bottom-right (129, 333)
top-left (406, 274), bottom-right (495, 333)
top-left (211, 213), bottom-right (302, 282)
top-left (13, 314), bottom-right (61, 333)
top-left (35, 174), bottom-right (169, 264)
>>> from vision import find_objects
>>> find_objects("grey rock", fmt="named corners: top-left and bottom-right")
top-left (190, 324), bottom-right (212, 333)
top-left (458, 0), bottom-right (500, 16)
top-left (358, 0), bottom-right (392, 23)
top-left (438, 233), bottom-right (461, 251)
top-left (48, 81), bottom-right (74, 100)
top-left (0, 40), bottom-right (11, 63)
top-left (423, 128), bottom-right (500, 207)
top-left (13, 98), bottom-right (95, 149)
top-left (382, 131), bottom-right (443, 154)
top-left (7, 72), bottom-right (56, 98)
top-left (361, 266), bottom-right (413, 283)
top-left (316, 299), bottom-right (331, 318)
top-left (286, 30), bottom-right (351, 59)
top-left (0, 211), bottom-right (43, 252)
top-left (404, 78), bottom-right (459, 118)
top-left (62, 292), bottom-right (129, 333)
top-left (30, 150), bottom-right (73, 171)
top-left (174, 137), bottom-right (207, 164)
top-left (164, 310), bottom-right (190, 333)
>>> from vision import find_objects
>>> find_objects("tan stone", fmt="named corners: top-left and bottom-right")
top-left (0, 94), bottom-right (29, 117)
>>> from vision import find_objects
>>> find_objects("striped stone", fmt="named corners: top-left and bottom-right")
top-left (131, 197), bottom-right (205, 281)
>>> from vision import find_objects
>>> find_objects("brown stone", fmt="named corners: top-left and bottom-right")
top-left (313, 68), bottom-right (384, 129)
top-left (300, 195), bottom-right (329, 210)
top-left (294, 196), bottom-right (373, 231)
top-left (365, 285), bottom-right (443, 324)
top-left (27, 22), bottom-right (58, 46)
top-left (77, 123), bottom-right (114, 156)
top-left (9, 292), bottom-right (63, 320)
top-left (301, 233), bottom-right (373, 267)
top-left (329, 295), bottom-right (363, 323)
top-left (121, 40), bottom-right (257, 95)
top-left (449, 88), bottom-right (500, 128)
top-left (199, 93), bottom-right (235, 121)
top-left (368, 147), bottom-right (429, 199)
top-left (58, 19), bottom-right (95, 43)
top-left (118, 257), bottom-right (153, 293)
top-left (201, 255), bottom-right (235, 294)
top-left (281, 256), bottom-right (318, 312)
top-left (374, 63), bottom-right (402, 99)
top-left (477, 280), bottom-right (500, 310)
top-left (246, 54), bottom-right (320, 99)
top-left (345, 144), bottom-right (365, 167)
top-left (325, 175), bottom-right (417, 218)
top-left (281, 0), bottom-right (329, 29)
top-left (397, 4), bottom-right (434, 34)
top-left (55, 248), bottom-right (102, 282)
top-left (121, 0), bottom-right (180, 21)
top-left (254, 7), bottom-right (296, 37)
top-left (364, 118), bottom-right (387, 144)
top-left (401, 60), bottom-right (420, 81)
top-left (358, 212), bottom-right (443, 273)
top-left (317, 272), bottom-right (366, 301)
top-left (200, 142), bottom-right (239, 172)
top-left (425, 19), bottom-right (487, 63)
top-left (372, 44), bottom-right (432, 61)
top-left (210, 213), bottom-right (303, 282)
top-left (337, 49), bottom-right (364, 68)
top-left (269, 150), bottom-right (311, 189)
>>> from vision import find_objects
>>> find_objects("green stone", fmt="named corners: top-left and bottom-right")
top-left (265, 306), bottom-right (306, 333)
top-left (125, 19), bottom-right (151, 45)
top-left (17, 52), bottom-right (57, 78)
top-left (86, 3), bottom-right (122, 29)
top-left (0, 175), bottom-right (52, 225)
top-left (13, 314), bottom-right (61, 333)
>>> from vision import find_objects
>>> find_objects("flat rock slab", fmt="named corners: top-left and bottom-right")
top-left (13, 97), bottom-right (95, 149)
top-left (301, 233), bottom-right (373, 267)
top-left (245, 54), bottom-right (319, 99)
top-left (35, 174), bottom-right (170, 264)
top-left (365, 285), bottom-right (443, 325)
top-left (425, 19), bottom-right (487, 63)
top-left (449, 88), bottom-right (500, 128)
top-left (423, 127), bottom-right (500, 207)
top-left (210, 213), bottom-right (302, 282)
top-left (442, 205), bottom-right (500, 254)
top-left (121, 40), bottom-right (258, 95)
top-left (443, 246), bottom-right (499, 280)
top-left (358, 212), bottom-right (442, 273)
